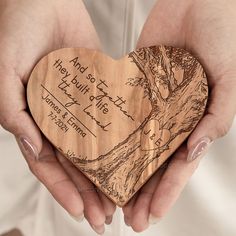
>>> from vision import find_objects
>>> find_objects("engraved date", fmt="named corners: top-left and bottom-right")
top-left (48, 111), bottom-right (69, 133)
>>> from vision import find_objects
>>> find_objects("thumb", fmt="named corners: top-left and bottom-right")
top-left (187, 79), bottom-right (236, 161)
top-left (0, 70), bottom-right (42, 159)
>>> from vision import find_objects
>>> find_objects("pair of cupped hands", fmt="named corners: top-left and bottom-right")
top-left (0, 0), bottom-right (236, 234)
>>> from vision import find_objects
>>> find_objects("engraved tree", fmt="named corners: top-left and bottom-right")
top-left (72, 46), bottom-right (208, 204)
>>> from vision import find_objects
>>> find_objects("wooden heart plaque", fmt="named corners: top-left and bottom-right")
top-left (27, 46), bottom-right (208, 206)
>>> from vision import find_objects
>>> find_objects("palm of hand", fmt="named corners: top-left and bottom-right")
top-left (0, 0), bottom-right (114, 233)
top-left (123, 0), bottom-right (236, 232)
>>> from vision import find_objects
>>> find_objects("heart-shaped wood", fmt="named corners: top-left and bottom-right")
top-left (27, 46), bottom-right (208, 206)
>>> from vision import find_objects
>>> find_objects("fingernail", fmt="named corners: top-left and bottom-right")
top-left (187, 137), bottom-right (213, 162)
top-left (70, 213), bottom-right (84, 222)
top-left (148, 214), bottom-right (161, 224)
top-left (91, 224), bottom-right (105, 235)
top-left (105, 216), bottom-right (113, 225)
top-left (18, 136), bottom-right (39, 160)
top-left (124, 216), bottom-right (131, 226)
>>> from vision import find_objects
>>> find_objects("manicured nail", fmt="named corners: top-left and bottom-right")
top-left (105, 216), bottom-right (113, 225)
top-left (148, 214), bottom-right (161, 224)
top-left (70, 213), bottom-right (84, 222)
top-left (91, 224), bottom-right (105, 235)
top-left (18, 136), bottom-right (39, 160)
top-left (187, 137), bottom-right (212, 162)
top-left (124, 216), bottom-right (131, 226)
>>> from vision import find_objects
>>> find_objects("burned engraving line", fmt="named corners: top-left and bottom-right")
top-left (41, 84), bottom-right (97, 138)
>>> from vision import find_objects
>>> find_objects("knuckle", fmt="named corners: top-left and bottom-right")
top-left (0, 114), bottom-right (19, 134)
top-left (0, 116), bottom-right (13, 131)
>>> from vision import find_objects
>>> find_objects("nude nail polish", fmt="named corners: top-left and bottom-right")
top-left (148, 214), bottom-right (161, 224)
top-left (92, 224), bottom-right (105, 235)
top-left (187, 137), bottom-right (212, 162)
top-left (70, 213), bottom-right (84, 223)
top-left (18, 136), bottom-right (39, 160)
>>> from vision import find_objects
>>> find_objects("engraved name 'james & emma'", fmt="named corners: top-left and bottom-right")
top-left (41, 93), bottom-right (87, 138)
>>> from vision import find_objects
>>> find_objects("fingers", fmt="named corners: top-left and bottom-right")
top-left (187, 80), bottom-right (236, 161)
top-left (132, 171), bottom-right (164, 232)
top-left (97, 191), bottom-right (116, 225)
top-left (18, 138), bottom-right (84, 219)
top-left (122, 165), bottom-right (166, 232)
top-left (124, 141), bottom-right (208, 232)
top-left (134, 0), bottom-right (236, 232)
top-left (56, 151), bottom-right (112, 235)
top-left (0, 73), bottom-right (43, 157)
top-left (122, 193), bottom-right (138, 227)
top-left (149, 145), bottom-right (201, 221)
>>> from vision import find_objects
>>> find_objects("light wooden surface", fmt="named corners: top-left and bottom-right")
top-left (27, 45), bottom-right (208, 206)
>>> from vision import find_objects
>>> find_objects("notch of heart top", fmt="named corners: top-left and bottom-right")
top-left (27, 45), bottom-right (208, 206)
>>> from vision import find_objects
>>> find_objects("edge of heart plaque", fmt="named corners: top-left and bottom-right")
top-left (27, 45), bottom-right (208, 207)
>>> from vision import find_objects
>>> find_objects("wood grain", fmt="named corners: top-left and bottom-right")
top-left (27, 46), bottom-right (208, 206)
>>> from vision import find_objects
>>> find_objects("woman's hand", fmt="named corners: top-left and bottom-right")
top-left (0, 0), bottom-right (115, 234)
top-left (123, 0), bottom-right (236, 232)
